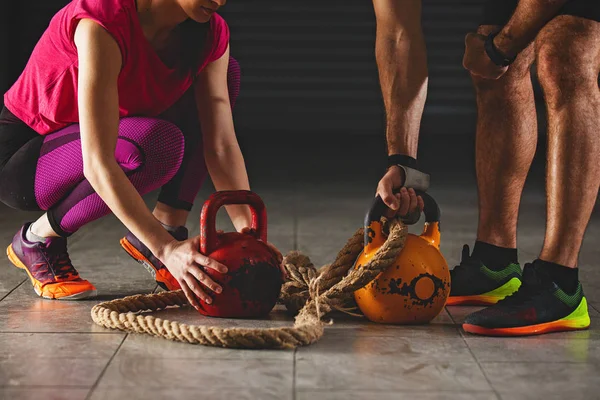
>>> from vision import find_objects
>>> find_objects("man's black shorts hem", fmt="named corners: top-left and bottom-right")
top-left (481, 0), bottom-right (600, 27)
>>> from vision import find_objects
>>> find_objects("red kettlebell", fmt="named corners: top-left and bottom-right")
top-left (196, 190), bottom-right (283, 318)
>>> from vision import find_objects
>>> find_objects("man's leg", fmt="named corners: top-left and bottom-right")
top-left (463, 15), bottom-right (597, 336)
top-left (474, 29), bottom-right (537, 250)
top-left (536, 16), bottom-right (600, 272)
top-left (448, 25), bottom-right (536, 306)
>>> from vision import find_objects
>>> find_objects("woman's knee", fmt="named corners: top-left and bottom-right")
top-left (117, 118), bottom-right (185, 184)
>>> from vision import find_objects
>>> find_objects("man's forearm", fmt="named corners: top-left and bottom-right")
top-left (373, 0), bottom-right (427, 158)
top-left (494, 0), bottom-right (568, 58)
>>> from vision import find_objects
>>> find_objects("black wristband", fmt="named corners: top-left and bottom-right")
top-left (387, 154), bottom-right (417, 169)
top-left (484, 32), bottom-right (516, 67)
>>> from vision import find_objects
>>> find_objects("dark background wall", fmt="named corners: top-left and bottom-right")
top-left (224, 0), bottom-right (484, 134)
top-left (1, 0), bottom-right (495, 136)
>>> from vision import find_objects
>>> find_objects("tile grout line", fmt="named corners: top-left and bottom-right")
top-left (444, 306), bottom-right (467, 336)
top-left (459, 332), bottom-right (500, 399)
top-left (292, 347), bottom-right (297, 400)
top-left (0, 279), bottom-right (26, 303)
top-left (85, 333), bottom-right (128, 400)
top-left (444, 306), bottom-right (456, 324)
top-left (453, 306), bottom-right (502, 395)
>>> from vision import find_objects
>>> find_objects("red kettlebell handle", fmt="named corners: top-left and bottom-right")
top-left (200, 190), bottom-right (267, 255)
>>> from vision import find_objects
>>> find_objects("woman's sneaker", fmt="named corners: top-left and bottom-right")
top-left (119, 226), bottom-right (187, 291)
top-left (447, 245), bottom-right (522, 306)
top-left (463, 262), bottom-right (590, 336)
top-left (7, 223), bottom-right (97, 300)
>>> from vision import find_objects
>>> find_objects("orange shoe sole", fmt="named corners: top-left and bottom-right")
top-left (6, 244), bottom-right (96, 300)
top-left (463, 321), bottom-right (590, 337)
top-left (446, 295), bottom-right (502, 306)
top-left (120, 237), bottom-right (180, 291)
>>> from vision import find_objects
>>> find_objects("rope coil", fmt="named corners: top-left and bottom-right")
top-left (91, 218), bottom-right (407, 349)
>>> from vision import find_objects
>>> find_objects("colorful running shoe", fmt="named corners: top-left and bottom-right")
top-left (463, 262), bottom-right (590, 336)
top-left (7, 223), bottom-right (97, 300)
top-left (120, 226), bottom-right (187, 291)
top-left (447, 245), bottom-right (522, 306)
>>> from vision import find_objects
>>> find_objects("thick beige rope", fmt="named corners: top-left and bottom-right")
top-left (91, 218), bottom-right (407, 349)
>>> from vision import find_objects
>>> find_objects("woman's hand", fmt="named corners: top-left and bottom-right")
top-left (160, 237), bottom-right (228, 310)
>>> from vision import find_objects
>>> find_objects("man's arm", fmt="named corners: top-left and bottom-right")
top-left (373, 0), bottom-right (427, 158)
top-left (494, 0), bottom-right (569, 58)
top-left (463, 0), bottom-right (568, 79)
top-left (373, 0), bottom-right (426, 214)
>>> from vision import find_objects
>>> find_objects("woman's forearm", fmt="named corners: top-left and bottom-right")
top-left (204, 143), bottom-right (252, 232)
top-left (84, 159), bottom-right (175, 259)
top-left (195, 48), bottom-right (253, 232)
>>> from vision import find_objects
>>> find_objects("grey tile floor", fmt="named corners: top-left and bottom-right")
top-left (0, 136), bottom-right (599, 399)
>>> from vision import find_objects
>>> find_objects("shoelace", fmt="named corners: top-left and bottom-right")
top-left (495, 263), bottom-right (549, 306)
top-left (39, 245), bottom-right (78, 280)
top-left (452, 244), bottom-right (481, 273)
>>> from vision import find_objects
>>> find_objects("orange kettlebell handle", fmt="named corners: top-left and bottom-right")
top-left (200, 190), bottom-right (267, 255)
top-left (364, 191), bottom-right (441, 252)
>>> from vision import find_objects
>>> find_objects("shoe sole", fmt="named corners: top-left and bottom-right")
top-left (446, 295), bottom-right (501, 306)
top-left (119, 237), bottom-right (173, 291)
top-left (447, 277), bottom-right (522, 306)
top-left (463, 297), bottom-right (591, 337)
top-left (463, 321), bottom-right (590, 336)
top-left (6, 244), bottom-right (97, 300)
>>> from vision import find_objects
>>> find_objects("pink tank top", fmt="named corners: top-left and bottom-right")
top-left (4, 0), bottom-right (229, 135)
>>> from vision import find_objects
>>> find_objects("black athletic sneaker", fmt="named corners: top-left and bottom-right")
top-left (463, 262), bottom-right (590, 336)
top-left (447, 245), bottom-right (522, 306)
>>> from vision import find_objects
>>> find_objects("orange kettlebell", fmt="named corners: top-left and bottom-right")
top-left (196, 190), bottom-right (283, 318)
top-left (354, 192), bottom-right (450, 324)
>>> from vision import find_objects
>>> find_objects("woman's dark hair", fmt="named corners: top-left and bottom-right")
top-left (175, 18), bottom-right (212, 76)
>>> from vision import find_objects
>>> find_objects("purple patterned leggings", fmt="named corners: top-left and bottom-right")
top-left (0, 57), bottom-right (240, 237)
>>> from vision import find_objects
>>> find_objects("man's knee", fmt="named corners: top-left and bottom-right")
top-left (536, 16), bottom-right (600, 108)
top-left (536, 43), bottom-right (598, 108)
